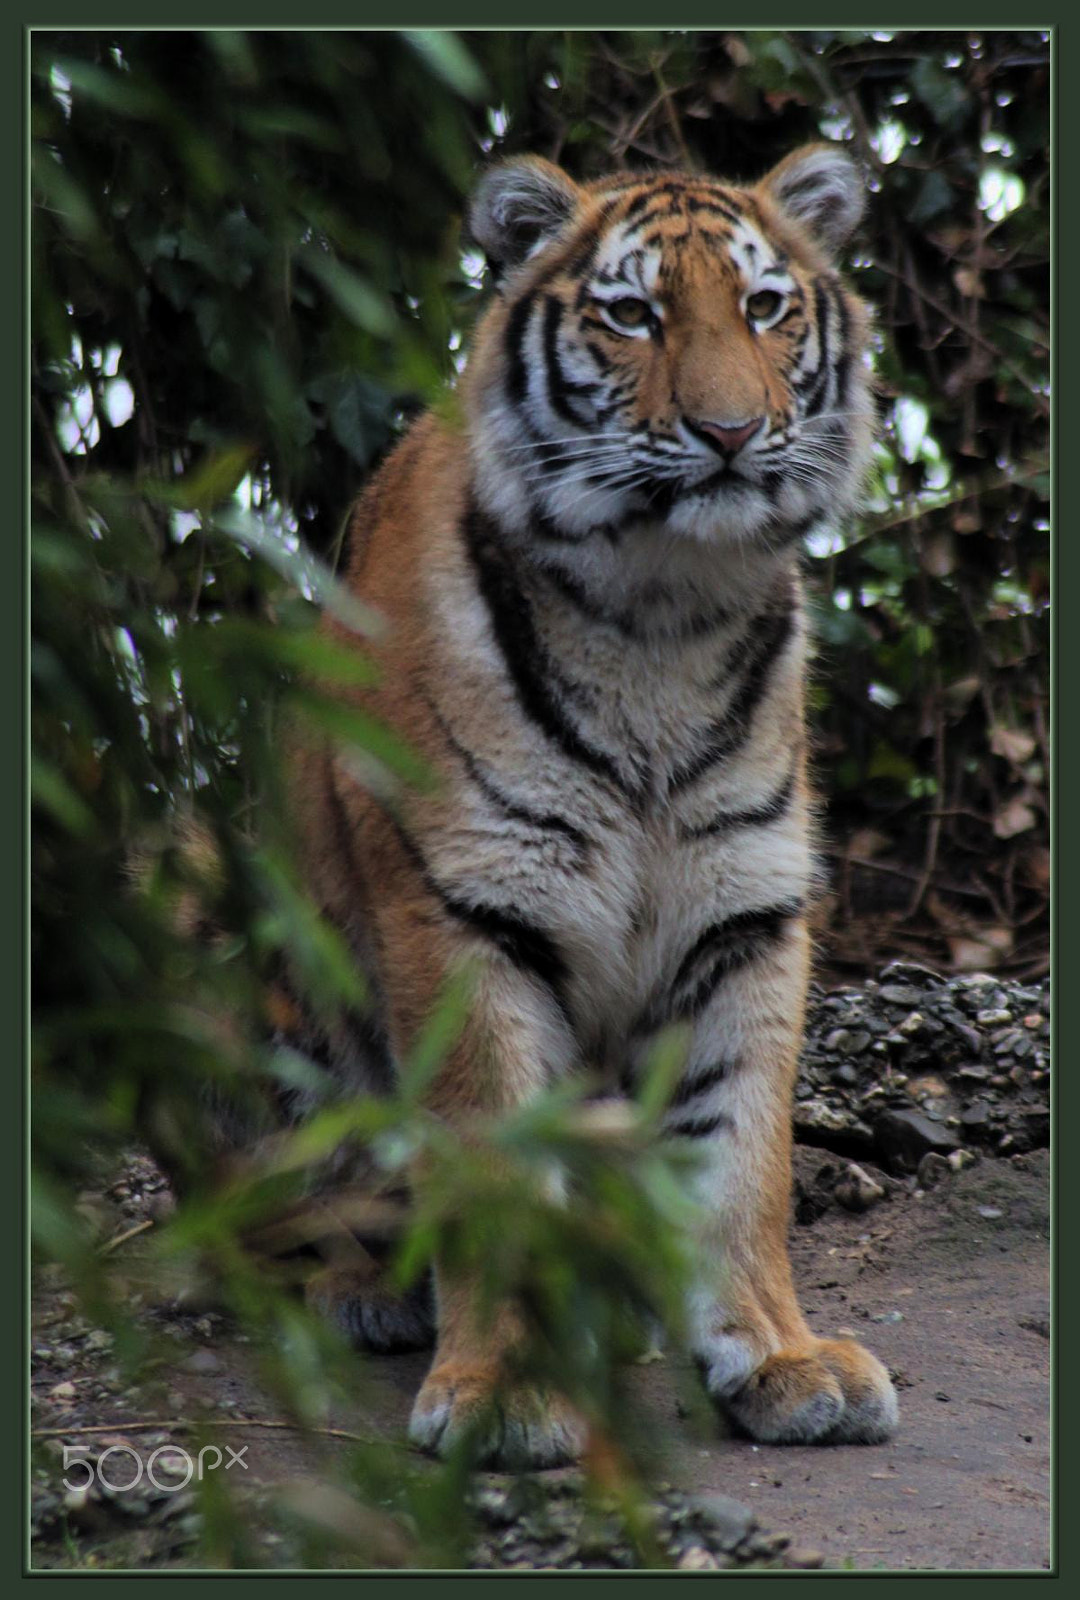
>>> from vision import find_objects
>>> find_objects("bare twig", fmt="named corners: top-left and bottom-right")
top-left (868, 258), bottom-right (1049, 411)
top-left (32, 1417), bottom-right (415, 1453)
top-left (99, 1219), bottom-right (154, 1255)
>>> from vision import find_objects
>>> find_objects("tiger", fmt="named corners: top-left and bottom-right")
top-left (287, 141), bottom-right (899, 1468)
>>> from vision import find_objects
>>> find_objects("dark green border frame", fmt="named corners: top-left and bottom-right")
top-left (13, 5), bottom-right (1060, 1591)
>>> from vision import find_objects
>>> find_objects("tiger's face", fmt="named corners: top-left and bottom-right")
top-left (465, 145), bottom-right (875, 547)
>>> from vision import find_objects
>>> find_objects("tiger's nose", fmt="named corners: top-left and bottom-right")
top-left (688, 416), bottom-right (764, 456)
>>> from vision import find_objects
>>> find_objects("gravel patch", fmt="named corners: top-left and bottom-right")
top-left (796, 963), bottom-right (1048, 1172)
top-left (465, 1473), bottom-right (805, 1570)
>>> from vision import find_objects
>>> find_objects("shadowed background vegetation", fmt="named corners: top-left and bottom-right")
top-left (31, 29), bottom-right (1049, 1568)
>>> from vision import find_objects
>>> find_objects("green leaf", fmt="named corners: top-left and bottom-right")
top-left (910, 58), bottom-right (969, 129)
top-left (298, 250), bottom-right (398, 339)
top-left (635, 1025), bottom-right (692, 1124)
top-left (404, 31), bottom-right (489, 103)
top-left (168, 445), bottom-right (256, 512)
top-left (909, 169), bottom-right (954, 226)
top-left (867, 741), bottom-right (919, 784)
top-left (31, 756), bottom-right (95, 836)
top-left (31, 147), bottom-right (100, 243)
top-left (290, 691), bottom-right (436, 794)
top-left (398, 969), bottom-right (475, 1102)
top-left (211, 508), bottom-right (386, 639)
top-left (49, 57), bottom-right (162, 119)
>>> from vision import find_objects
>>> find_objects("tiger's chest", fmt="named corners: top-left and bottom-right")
top-left (424, 546), bottom-right (811, 1045)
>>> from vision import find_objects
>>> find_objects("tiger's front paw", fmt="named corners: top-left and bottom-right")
top-left (705, 1335), bottom-right (898, 1445)
top-left (408, 1360), bottom-right (585, 1469)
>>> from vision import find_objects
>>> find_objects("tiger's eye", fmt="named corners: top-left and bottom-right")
top-left (604, 297), bottom-right (651, 329)
top-left (746, 289), bottom-right (784, 323)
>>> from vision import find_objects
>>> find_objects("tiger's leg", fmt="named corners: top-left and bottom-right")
top-left (665, 913), bottom-right (898, 1444)
top-left (378, 908), bottom-right (586, 1469)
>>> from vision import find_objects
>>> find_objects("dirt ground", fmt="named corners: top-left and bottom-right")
top-left (687, 1146), bottom-right (1051, 1571)
top-left (31, 1144), bottom-right (1049, 1572)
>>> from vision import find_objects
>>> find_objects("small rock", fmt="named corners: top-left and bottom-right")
top-left (62, 1485), bottom-right (93, 1520)
top-left (785, 1547), bottom-right (825, 1569)
top-left (834, 1162), bottom-right (886, 1213)
top-left (977, 1009), bottom-right (1013, 1027)
top-left (879, 983), bottom-right (925, 1006)
top-left (474, 1488), bottom-right (515, 1528)
top-left (916, 1152), bottom-right (952, 1188)
top-left (908, 1075), bottom-right (948, 1100)
top-left (180, 1349), bottom-right (220, 1375)
top-left (874, 1108), bottom-right (960, 1173)
top-left (1023, 1109), bottom-right (1050, 1143)
top-left (977, 1206), bottom-right (1004, 1220)
top-left (678, 1547), bottom-right (719, 1570)
top-left (689, 1492), bottom-right (756, 1548)
top-left (881, 961), bottom-right (943, 985)
top-left (794, 1101), bottom-right (856, 1141)
top-left (148, 1191), bottom-right (176, 1222)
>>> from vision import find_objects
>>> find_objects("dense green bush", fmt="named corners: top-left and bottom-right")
top-left (31, 29), bottom-right (1049, 1568)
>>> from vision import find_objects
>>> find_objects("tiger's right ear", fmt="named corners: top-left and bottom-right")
top-left (467, 157), bottom-right (581, 284)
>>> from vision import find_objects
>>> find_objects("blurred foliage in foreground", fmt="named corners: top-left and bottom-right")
top-left (31, 28), bottom-right (1049, 1568)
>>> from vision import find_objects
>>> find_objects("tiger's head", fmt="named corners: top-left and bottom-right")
top-left (463, 145), bottom-right (875, 549)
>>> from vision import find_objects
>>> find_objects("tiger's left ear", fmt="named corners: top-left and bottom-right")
top-left (759, 143), bottom-right (866, 256)
top-left (467, 157), bottom-right (582, 285)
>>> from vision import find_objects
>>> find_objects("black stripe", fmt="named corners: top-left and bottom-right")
top-left (505, 292), bottom-right (536, 407)
top-left (386, 812), bottom-right (572, 1022)
top-left (684, 195), bottom-right (742, 225)
top-left (668, 1061), bottom-right (732, 1109)
top-left (530, 506), bottom-right (596, 546)
top-left (799, 283), bottom-right (833, 418)
top-left (707, 583), bottom-right (796, 697)
top-left (680, 767), bottom-right (796, 841)
top-left (423, 690), bottom-right (591, 854)
top-left (440, 890), bottom-right (570, 1014)
top-left (542, 295), bottom-right (599, 425)
top-left (538, 562), bottom-right (639, 635)
top-left (832, 285), bottom-right (852, 409)
top-left (564, 215), bottom-right (611, 278)
top-left (463, 504), bottom-right (629, 795)
top-left (665, 1112), bottom-right (732, 1139)
top-left (668, 900), bottom-right (802, 1021)
top-left (770, 511), bottom-right (817, 548)
top-left (670, 599), bottom-right (797, 793)
top-left (630, 899), bottom-right (802, 1037)
top-left (538, 561), bottom-right (733, 644)
top-left (621, 179), bottom-right (686, 211)
top-left (319, 769), bottom-right (396, 1096)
